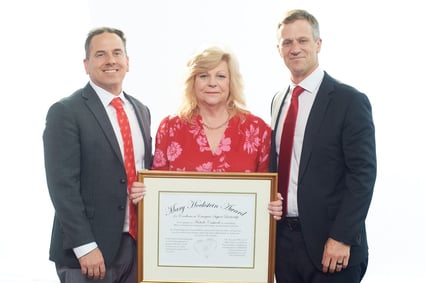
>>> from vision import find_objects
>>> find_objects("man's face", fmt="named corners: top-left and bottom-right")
top-left (84, 32), bottom-right (129, 95)
top-left (277, 19), bottom-right (321, 82)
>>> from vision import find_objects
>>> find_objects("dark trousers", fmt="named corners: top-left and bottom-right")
top-left (56, 233), bottom-right (137, 283)
top-left (275, 218), bottom-right (367, 283)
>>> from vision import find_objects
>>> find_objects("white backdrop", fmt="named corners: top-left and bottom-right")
top-left (1, 0), bottom-right (424, 282)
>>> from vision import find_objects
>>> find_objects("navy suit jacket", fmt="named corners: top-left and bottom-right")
top-left (43, 83), bottom-right (153, 267)
top-left (270, 72), bottom-right (376, 270)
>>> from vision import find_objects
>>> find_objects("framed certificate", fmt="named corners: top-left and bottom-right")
top-left (137, 170), bottom-right (277, 283)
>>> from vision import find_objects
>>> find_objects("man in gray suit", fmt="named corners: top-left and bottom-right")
top-left (43, 27), bottom-right (152, 282)
top-left (270, 10), bottom-right (376, 283)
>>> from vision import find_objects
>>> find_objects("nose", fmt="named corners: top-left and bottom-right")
top-left (207, 76), bottom-right (217, 87)
top-left (104, 53), bottom-right (116, 64)
top-left (290, 42), bottom-right (302, 54)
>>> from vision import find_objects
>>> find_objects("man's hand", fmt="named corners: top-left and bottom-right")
top-left (321, 237), bottom-right (350, 273)
top-left (79, 247), bottom-right (106, 280)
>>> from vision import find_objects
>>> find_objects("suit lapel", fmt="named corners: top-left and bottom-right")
top-left (269, 87), bottom-right (289, 172)
top-left (125, 93), bottom-right (152, 167)
top-left (271, 87), bottom-right (290, 130)
top-left (298, 74), bottom-right (334, 180)
top-left (82, 84), bottom-right (124, 164)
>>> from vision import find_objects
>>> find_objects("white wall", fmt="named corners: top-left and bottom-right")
top-left (0, 0), bottom-right (424, 282)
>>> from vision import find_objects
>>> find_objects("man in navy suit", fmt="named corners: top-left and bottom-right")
top-left (270, 10), bottom-right (376, 283)
top-left (43, 27), bottom-right (152, 282)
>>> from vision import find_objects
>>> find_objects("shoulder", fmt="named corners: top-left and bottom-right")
top-left (244, 113), bottom-right (269, 125)
top-left (238, 113), bottom-right (271, 130)
top-left (46, 87), bottom-right (86, 117)
top-left (324, 72), bottom-right (365, 96)
top-left (124, 93), bottom-right (150, 111)
top-left (160, 114), bottom-right (182, 125)
top-left (323, 72), bottom-right (371, 104)
top-left (50, 83), bottom-right (101, 112)
top-left (157, 114), bottom-right (187, 130)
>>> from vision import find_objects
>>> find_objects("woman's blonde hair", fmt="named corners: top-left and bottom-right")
top-left (178, 45), bottom-right (248, 121)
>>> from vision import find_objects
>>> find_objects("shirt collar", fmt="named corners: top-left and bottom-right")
top-left (89, 80), bottom-right (126, 107)
top-left (291, 67), bottom-right (324, 94)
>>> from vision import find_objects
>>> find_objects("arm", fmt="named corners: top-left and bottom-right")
top-left (152, 116), bottom-right (172, 170)
top-left (44, 101), bottom-right (95, 248)
top-left (322, 90), bottom-right (376, 272)
top-left (257, 121), bottom-right (272, 172)
top-left (330, 91), bottom-right (376, 244)
top-left (44, 101), bottom-right (107, 278)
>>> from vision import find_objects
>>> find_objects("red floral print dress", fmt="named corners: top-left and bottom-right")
top-left (152, 113), bottom-right (271, 172)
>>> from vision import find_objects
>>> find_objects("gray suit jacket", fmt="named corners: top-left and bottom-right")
top-left (43, 83), bottom-right (152, 267)
top-left (270, 72), bottom-right (376, 269)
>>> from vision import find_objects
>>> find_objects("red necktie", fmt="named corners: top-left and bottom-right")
top-left (278, 86), bottom-right (304, 215)
top-left (110, 97), bottom-right (137, 240)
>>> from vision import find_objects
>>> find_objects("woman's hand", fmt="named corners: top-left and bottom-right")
top-left (129, 181), bottom-right (146, 204)
top-left (268, 193), bottom-right (283, 220)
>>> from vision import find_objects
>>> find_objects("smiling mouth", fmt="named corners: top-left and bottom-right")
top-left (103, 69), bottom-right (118, 73)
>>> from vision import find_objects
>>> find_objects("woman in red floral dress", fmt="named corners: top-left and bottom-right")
top-left (131, 45), bottom-right (282, 219)
top-left (152, 111), bottom-right (271, 173)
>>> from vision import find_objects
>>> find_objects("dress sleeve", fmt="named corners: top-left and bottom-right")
top-left (152, 116), bottom-right (171, 170)
top-left (257, 121), bottom-right (272, 172)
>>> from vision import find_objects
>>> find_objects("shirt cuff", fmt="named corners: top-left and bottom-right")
top-left (73, 242), bottom-right (98, 259)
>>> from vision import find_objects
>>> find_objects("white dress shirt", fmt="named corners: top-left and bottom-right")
top-left (276, 68), bottom-right (324, 216)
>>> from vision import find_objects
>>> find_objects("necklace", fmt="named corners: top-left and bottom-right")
top-left (202, 113), bottom-right (230, 130)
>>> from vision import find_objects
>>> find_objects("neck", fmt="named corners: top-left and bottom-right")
top-left (201, 112), bottom-right (230, 130)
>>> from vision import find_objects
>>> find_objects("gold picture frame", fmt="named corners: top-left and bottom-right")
top-left (137, 170), bottom-right (277, 283)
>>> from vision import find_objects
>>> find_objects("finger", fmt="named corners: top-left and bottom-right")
top-left (329, 258), bottom-right (345, 273)
top-left (321, 258), bottom-right (331, 273)
top-left (131, 190), bottom-right (146, 198)
top-left (133, 182), bottom-right (146, 190)
top-left (270, 199), bottom-right (283, 209)
top-left (327, 261), bottom-right (336, 273)
top-left (132, 196), bottom-right (143, 204)
top-left (268, 205), bottom-right (282, 215)
top-left (132, 192), bottom-right (146, 203)
top-left (92, 265), bottom-right (102, 280)
top-left (335, 260), bottom-right (343, 271)
top-left (99, 265), bottom-right (106, 280)
top-left (322, 263), bottom-right (329, 273)
top-left (81, 267), bottom-right (87, 276)
top-left (268, 205), bottom-right (280, 212)
top-left (87, 268), bottom-right (94, 278)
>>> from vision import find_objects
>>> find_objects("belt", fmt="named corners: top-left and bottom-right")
top-left (282, 217), bottom-right (302, 231)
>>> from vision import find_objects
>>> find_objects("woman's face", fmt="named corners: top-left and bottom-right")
top-left (194, 60), bottom-right (230, 109)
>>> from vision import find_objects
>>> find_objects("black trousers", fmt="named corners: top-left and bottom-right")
top-left (275, 218), bottom-right (367, 283)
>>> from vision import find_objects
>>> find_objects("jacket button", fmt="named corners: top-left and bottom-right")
top-left (118, 205), bottom-right (125, 210)
top-left (120, 178), bottom-right (126, 184)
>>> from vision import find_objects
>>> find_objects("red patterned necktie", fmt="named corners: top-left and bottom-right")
top-left (110, 97), bottom-right (137, 240)
top-left (278, 86), bottom-right (304, 215)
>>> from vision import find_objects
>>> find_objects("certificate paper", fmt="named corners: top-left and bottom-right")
top-left (159, 191), bottom-right (255, 267)
top-left (137, 170), bottom-right (277, 283)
